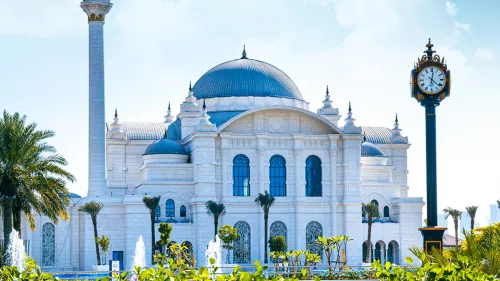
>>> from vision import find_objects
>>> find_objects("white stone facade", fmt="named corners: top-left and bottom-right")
top-left (11, 0), bottom-right (425, 272)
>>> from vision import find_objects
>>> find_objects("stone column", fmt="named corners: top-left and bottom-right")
top-left (329, 148), bottom-right (338, 236)
top-left (81, 0), bottom-right (112, 197)
top-left (221, 148), bottom-right (229, 197)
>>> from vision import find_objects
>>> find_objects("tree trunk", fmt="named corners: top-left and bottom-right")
top-left (2, 198), bottom-right (13, 266)
top-left (92, 217), bottom-right (101, 265)
top-left (214, 217), bottom-right (218, 241)
top-left (151, 213), bottom-right (155, 264)
top-left (12, 200), bottom-right (23, 239)
top-left (454, 219), bottom-right (458, 247)
top-left (264, 212), bottom-right (268, 264)
top-left (470, 218), bottom-right (475, 231)
top-left (366, 217), bottom-right (372, 263)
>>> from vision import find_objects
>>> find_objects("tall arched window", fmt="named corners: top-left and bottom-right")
top-left (180, 205), bottom-right (187, 218)
top-left (233, 154), bottom-right (250, 196)
top-left (269, 155), bottom-right (286, 196)
top-left (306, 221), bottom-right (323, 257)
top-left (305, 155), bottom-right (322, 197)
top-left (42, 222), bottom-right (55, 266)
top-left (166, 199), bottom-right (175, 217)
top-left (155, 205), bottom-right (161, 221)
top-left (270, 221), bottom-right (287, 242)
top-left (233, 221), bottom-right (251, 264)
top-left (384, 206), bottom-right (390, 217)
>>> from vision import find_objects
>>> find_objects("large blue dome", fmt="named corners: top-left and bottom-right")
top-left (192, 58), bottom-right (303, 100)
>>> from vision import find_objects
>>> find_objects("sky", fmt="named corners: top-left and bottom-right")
top-left (1, 0), bottom-right (499, 226)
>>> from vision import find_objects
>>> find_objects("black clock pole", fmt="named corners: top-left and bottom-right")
top-left (412, 39), bottom-right (449, 252)
top-left (422, 99), bottom-right (439, 227)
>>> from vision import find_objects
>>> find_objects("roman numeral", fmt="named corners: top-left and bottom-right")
top-left (438, 83), bottom-right (443, 86)
top-left (425, 86), bottom-right (428, 91)
top-left (439, 73), bottom-right (443, 76)
top-left (431, 68), bottom-right (434, 72)
top-left (425, 69), bottom-right (429, 73)
top-left (419, 79), bottom-right (424, 81)
top-left (421, 83), bottom-right (425, 87)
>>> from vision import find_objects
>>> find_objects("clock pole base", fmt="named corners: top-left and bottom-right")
top-left (419, 227), bottom-right (447, 252)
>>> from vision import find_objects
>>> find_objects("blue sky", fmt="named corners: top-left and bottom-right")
top-left (1, 0), bottom-right (499, 226)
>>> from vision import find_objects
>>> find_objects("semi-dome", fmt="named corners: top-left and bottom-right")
top-left (144, 138), bottom-right (187, 155)
top-left (361, 141), bottom-right (386, 157)
top-left (192, 55), bottom-right (303, 100)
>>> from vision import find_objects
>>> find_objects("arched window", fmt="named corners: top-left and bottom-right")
top-left (42, 223), bottom-right (55, 266)
top-left (269, 155), bottom-right (286, 196)
top-left (371, 200), bottom-right (379, 206)
top-left (384, 206), bottom-right (390, 217)
top-left (155, 205), bottom-right (161, 221)
top-left (362, 241), bottom-right (374, 263)
top-left (270, 221), bottom-right (287, 242)
top-left (233, 221), bottom-right (251, 264)
top-left (166, 199), bottom-right (175, 217)
top-left (233, 154), bottom-right (250, 196)
top-left (388, 241), bottom-right (399, 264)
top-left (375, 243), bottom-right (382, 261)
top-left (305, 155), bottom-right (322, 197)
top-left (180, 205), bottom-right (187, 218)
top-left (306, 221), bottom-right (323, 257)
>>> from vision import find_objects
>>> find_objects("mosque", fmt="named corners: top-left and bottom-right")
top-left (18, 0), bottom-right (424, 271)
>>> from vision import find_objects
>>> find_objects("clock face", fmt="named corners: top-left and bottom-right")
top-left (417, 66), bottom-right (446, 94)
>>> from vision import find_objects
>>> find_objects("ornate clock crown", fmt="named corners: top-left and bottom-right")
top-left (415, 38), bottom-right (447, 71)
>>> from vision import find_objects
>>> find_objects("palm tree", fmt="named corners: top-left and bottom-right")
top-left (362, 202), bottom-right (380, 263)
top-left (497, 200), bottom-right (500, 210)
top-left (205, 200), bottom-right (226, 240)
top-left (143, 196), bottom-right (161, 264)
top-left (465, 206), bottom-right (478, 230)
top-left (443, 207), bottom-right (462, 247)
top-left (0, 111), bottom-right (74, 255)
top-left (79, 201), bottom-right (104, 265)
top-left (255, 190), bottom-right (275, 264)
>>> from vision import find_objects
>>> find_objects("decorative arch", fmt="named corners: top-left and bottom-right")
top-left (166, 199), bottom-right (175, 217)
top-left (233, 221), bottom-right (251, 264)
top-left (216, 107), bottom-right (342, 134)
top-left (306, 221), bottom-right (323, 256)
top-left (305, 155), bottom-right (322, 197)
top-left (233, 154), bottom-right (250, 196)
top-left (371, 199), bottom-right (379, 206)
top-left (270, 221), bottom-right (287, 241)
top-left (269, 155), bottom-right (286, 196)
top-left (42, 222), bottom-right (55, 266)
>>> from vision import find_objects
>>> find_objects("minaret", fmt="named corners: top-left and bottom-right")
top-left (343, 102), bottom-right (362, 134)
top-left (164, 102), bottom-right (174, 125)
top-left (81, 0), bottom-right (112, 197)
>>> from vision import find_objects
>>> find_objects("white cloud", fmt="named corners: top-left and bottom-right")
top-left (445, 1), bottom-right (457, 16)
top-left (0, 0), bottom-right (85, 37)
top-left (475, 48), bottom-right (495, 59)
top-left (454, 22), bottom-right (471, 34)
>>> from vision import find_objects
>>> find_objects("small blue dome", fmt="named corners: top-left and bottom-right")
top-left (69, 192), bottom-right (82, 199)
top-left (144, 138), bottom-right (187, 155)
top-left (361, 142), bottom-right (386, 157)
top-left (192, 58), bottom-right (303, 100)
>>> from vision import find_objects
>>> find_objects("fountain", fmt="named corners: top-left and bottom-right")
top-left (132, 235), bottom-right (146, 269)
top-left (205, 235), bottom-right (222, 275)
top-left (5, 230), bottom-right (26, 272)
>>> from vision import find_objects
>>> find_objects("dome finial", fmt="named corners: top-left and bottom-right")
top-left (113, 108), bottom-right (119, 124)
top-left (363, 134), bottom-right (367, 143)
top-left (326, 85), bottom-right (329, 97)
top-left (163, 128), bottom-right (168, 139)
top-left (241, 44), bottom-right (247, 59)
top-left (189, 81), bottom-right (192, 92)
top-left (202, 99), bottom-right (206, 110)
top-left (395, 113), bottom-right (399, 125)
top-left (348, 101), bottom-right (352, 113)
top-left (168, 102), bottom-right (171, 111)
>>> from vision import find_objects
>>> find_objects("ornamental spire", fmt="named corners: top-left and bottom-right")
top-left (181, 80), bottom-right (201, 113)
top-left (390, 113), bottom-right (408, 144)
top-left (113, 108), bottom-right (118, 123)
top-left (196, 99), bottom-right (216, 132)
top-left (343, 101), bottom-right (362, 134)
top-left (317, 84), bottom-right (340, 124)
top-left (164, 102), bottom-right (174, 124)
top-left (110, 107), bottom-right (124, 133)
top-left (163, 128), bottom-right (168, 139)
top-left (424, 38), bottom-right (436, 61)
top-left (241, 45), bottom-right (247, 59)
